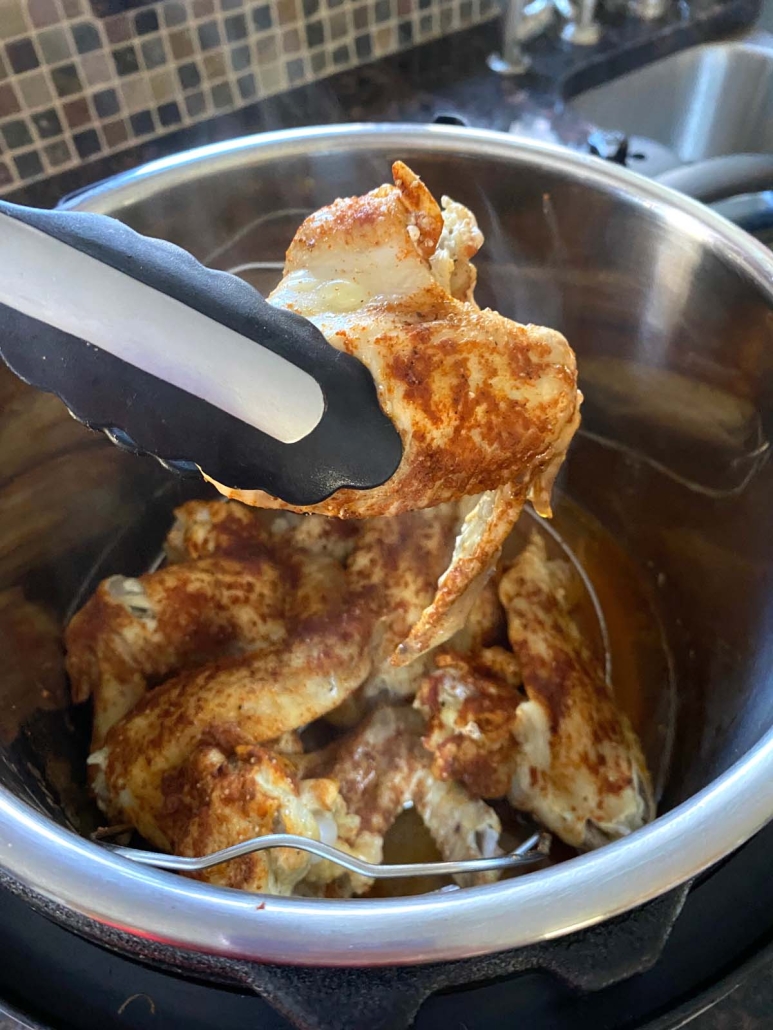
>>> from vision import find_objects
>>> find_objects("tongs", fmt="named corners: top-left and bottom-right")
top-left (102, 831), bottom-right (551, 881)
top-left (0, 201), bottom-right (402, 506)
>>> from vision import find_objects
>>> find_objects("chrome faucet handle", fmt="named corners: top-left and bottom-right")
top-left (488, 0), bottom-right (532, 74)
top-left (487, 0), bottom-right (554, 75)
top-left (557, 0), bottom-right (601, 45)
top-left (627, 0), bottom-right (668, 19)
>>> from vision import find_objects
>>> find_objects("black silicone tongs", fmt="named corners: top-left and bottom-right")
top-left (0, 201), bottom-right (402, 506)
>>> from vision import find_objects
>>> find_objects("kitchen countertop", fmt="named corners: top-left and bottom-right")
top-left (7, 0), bottom-right (759, 209)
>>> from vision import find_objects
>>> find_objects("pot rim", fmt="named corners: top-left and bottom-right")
top-left (3, 123), bottom-right (773, 966)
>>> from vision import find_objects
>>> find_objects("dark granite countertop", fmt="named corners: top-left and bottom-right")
top-left (8, 0), bottom-right (759, 208)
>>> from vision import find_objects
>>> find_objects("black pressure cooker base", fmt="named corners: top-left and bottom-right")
top-left (2, 815), bottom-right (773, 1030)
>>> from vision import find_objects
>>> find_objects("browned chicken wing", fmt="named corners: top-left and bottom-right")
top-left (417, 533), bottom-right (654, 848)
top-left (208, 162), bottom-right (581, 656)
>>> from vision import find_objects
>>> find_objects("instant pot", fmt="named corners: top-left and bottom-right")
top-left (1, 125), bottom-right (773, 1028)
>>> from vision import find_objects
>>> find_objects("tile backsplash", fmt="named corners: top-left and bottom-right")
top-left (0, 0), bottom-right (497, 196)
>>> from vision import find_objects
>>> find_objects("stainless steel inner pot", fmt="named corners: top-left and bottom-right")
top-left (2, 124), bottom-right (773, 966)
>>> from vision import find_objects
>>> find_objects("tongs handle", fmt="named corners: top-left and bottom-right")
top-left (0, 201), bottom-right (402, 505)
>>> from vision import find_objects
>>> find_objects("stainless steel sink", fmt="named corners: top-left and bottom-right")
top-left (567, 32), bottom-right (773, 176)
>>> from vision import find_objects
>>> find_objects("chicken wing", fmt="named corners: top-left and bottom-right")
top-left (207, 162), bottom-right (581, 656)
top-left (417, 533), bottom-right (654, 849)
top-left (307, 705), bottom-right (503, 888)
top-left (151, 742), bottom-right (374, 896)
top-left (66, 556), bottom-right (289, 749)
top-left (498, 533), bottom-right (654, 846)
top-left (89, 597), bottom-right (375, 833)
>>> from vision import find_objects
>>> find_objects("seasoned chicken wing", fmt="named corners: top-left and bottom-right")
top-left (89, 600), bottom-right (375, 835)
top-left (152, 742), bottom-right (375, 897)
top-left (208, 162), bottom-right (581, 656)
top-left (306, 705), bottom-right (503, 888)
top-left (66, 556), bottom-right (289, 749)
top-left (417, 533), bottom-right (654, 849)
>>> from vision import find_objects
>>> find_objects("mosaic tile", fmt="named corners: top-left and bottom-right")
top-left (101, 115), bottom-right (127, 145)
top-left (6, 38), bottom-right (41, 74)
top-left (1, 117), bottom-right (33, 148)
top-left (230, 41), bottom-right (250, 68)
top-left (305, 19), bottom-right (323, 45)
top-left (0, 1), bottom-right (29, 40)
top-left (259, 60), bottom-right (282, 90)
top-left (255, 34), bottom-right (277, 61)
top-left (44, 137), bottom-right (72, 165)
top-left (104, 13), bottom-right (130, 43)
top-left (286, 54), bottom-right (304, 79)
top-left (72, 20), bottom-right (103, 52)
top-left (92, 85), bottom-right (120, 115)
top-left (177, 59), bottom-right (200, 87)
top-left (14, 147), bottom-right (44, 177)
top-left (62, 0), bottom-right (84, 18)
top-left (203, 50), bottom-right (225, 76)
top-left (81, 49), bottom-right (112, 83)
top-left (73, 125), bottom-right (100, 156)
top-left (17, 69), bottom-right (53, 107)
top-left (0, 81), bottom-right (20, 116)
top-left (197, 19), bottom-right (221, 48)
top-left (63, 95), bottom-right (91, 126)
top-left (157, 97), bottom-right (181, 123)
top-left (235, 69), bottom-right (255, 96)
top-left (169, 27), bottom-right (194, 57)
top-left (141, 35), bottom-right (166, 65)
top-left (134, 7), bottom-right (160, 31)
top-left (112, 43), bottom-right (140, 74)
top-left (211, 79), bottom-right (232, 106)
top-left (0, 0), bottom-right (498, 195)
top-left (162, 1), bottom-right (188, 26)
top-left (149, 66), bottom-right (174, 98)
top-left (184, 89), bottom-right (205, 116)
top-left (329, 11), bottom-right (347, 36)
top-left (28, 0), bottom-right (60, 30)
top-left (224, 12), bottom-right (247, 38)
top-left (31, 106), bottom-right (63, 136)
top-left (282, 26), bottom-right (300, 52)
top-left (37, 26), bottom-right (72, 63)
top-left (51, 61), bottom-right (83, 95)
top-left (251, 4), bottom-right (272, 29)
top-left (276, 0), bottom-right (299, 23)
top-left (120, 74), bottom-right (151, 108)
top-left (129, 107), bottom-right (154, 134)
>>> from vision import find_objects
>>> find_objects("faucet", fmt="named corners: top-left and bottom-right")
top-left (487, 0), bottom-right (555, 74)
top-left (555, 0), bottom-right (601, 43)
top-left (626, 0), bottom-right (669, 18)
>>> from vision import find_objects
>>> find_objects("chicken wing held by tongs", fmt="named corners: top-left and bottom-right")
top-left (208, 162), bottom-right (582, 659)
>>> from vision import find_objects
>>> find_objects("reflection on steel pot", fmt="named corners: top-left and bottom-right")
top-left (1, 127), bottom-right (773, 994)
